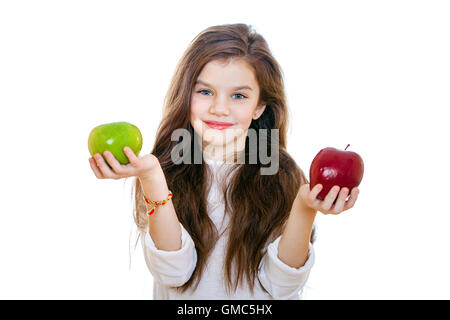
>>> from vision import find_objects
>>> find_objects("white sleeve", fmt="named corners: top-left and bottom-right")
top-left (258, 235), bottom-right (315, 299)
top-left (140, 222), bottom-right (197, 287)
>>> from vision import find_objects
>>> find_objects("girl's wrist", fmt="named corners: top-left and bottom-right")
top-left (296, 200), bottom-right (318, 219)
top-left (138, 165), bottom-right (164, 183)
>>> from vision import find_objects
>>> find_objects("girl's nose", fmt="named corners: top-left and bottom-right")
top-left (209, 98), bottom-right (230, 116)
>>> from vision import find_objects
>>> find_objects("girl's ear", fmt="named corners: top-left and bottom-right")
top-left (253, 104), bottom-right (266, 120)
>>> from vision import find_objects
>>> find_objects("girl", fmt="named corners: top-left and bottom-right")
top-left (88, 23), bottom-right (360, 299)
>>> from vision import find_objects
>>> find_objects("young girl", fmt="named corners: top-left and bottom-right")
top-left (88, 23), bottom-right (359, 299)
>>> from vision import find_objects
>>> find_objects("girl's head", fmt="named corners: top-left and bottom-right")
top-left (134, 23), bottom-right (311, 294)
top-left (190, 58), bottom-right (266, 161)
top-left (160, 23), bottom-right (290, 163)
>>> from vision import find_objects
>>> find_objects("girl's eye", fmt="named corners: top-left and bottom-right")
top-left (198, 89), bottom-right (212, 96)
top-left (233, 93), bottom-right (246, 99)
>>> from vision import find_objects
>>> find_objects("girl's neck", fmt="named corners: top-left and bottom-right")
top-left (202, 144), bottom-right (246, 164)
top-left (201, 135), bottom-right (246, 164)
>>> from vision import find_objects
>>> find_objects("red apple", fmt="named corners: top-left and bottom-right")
top-left (309, 144), bottom-right (364, 200)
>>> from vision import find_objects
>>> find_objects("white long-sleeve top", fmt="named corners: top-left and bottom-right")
top-left (140, 157), bottom-right (315, 299)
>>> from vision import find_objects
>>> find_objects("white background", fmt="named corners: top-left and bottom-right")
top-left (1, 0), bottom-right (449, 299)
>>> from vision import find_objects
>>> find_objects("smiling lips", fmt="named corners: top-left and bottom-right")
top-left (204, 120), bottom-right (233, 130)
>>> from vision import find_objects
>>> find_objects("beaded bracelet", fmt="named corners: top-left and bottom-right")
top-left (143, 191), bottom-right (173, 216)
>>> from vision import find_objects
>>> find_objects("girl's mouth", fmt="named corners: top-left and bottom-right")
top-left (204, 121), bottom-right (233, 130)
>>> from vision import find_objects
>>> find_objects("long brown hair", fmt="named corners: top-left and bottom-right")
top-left (132, 23), bottom-right (314, 294)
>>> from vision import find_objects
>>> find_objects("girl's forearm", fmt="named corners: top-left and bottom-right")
top-left (139, 166), bottom-right (182, 251)
top-left (278, 200), bottom-right (317, 269)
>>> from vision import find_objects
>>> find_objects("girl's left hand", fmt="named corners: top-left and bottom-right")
top-left (298, 183), bottom-right (360, 215)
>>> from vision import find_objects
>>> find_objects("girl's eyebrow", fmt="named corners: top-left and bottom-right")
top-left (195, 79), bottom-right (253, 91)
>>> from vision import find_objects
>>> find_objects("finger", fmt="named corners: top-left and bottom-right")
top-left (309, 184), bottom-right (323, 208)
top-left (331, 187), bottom-right (349, 214)
top-left (300, 184), bottom-right (320, 205)
top-left (123, 146), bottom-right (139, 167)
top-left (103, 150), bottom-right (126, 175)
top-left (89, 157), bottom-right (104, 179)
top-left (320, 185), bottom-right (340, 212)
top-left (94, 153), bottom-right (119, 179)
top-left (309, 184), bottom-right (322, 201)
top-left (344, 187), bottom-right (360, 211)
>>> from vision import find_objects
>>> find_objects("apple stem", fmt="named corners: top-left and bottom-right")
top-left (345, 144), bottom-right (350, 151)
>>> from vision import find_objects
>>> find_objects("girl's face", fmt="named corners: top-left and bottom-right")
top-left (189, 58), bottom-right (266, 159)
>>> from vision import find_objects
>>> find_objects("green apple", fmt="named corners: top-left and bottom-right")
top-left (88, 121), bottom-right (143, 165)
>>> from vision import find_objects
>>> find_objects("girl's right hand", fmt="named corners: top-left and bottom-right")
top-left (88, 146), bottom-right (160, 181)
